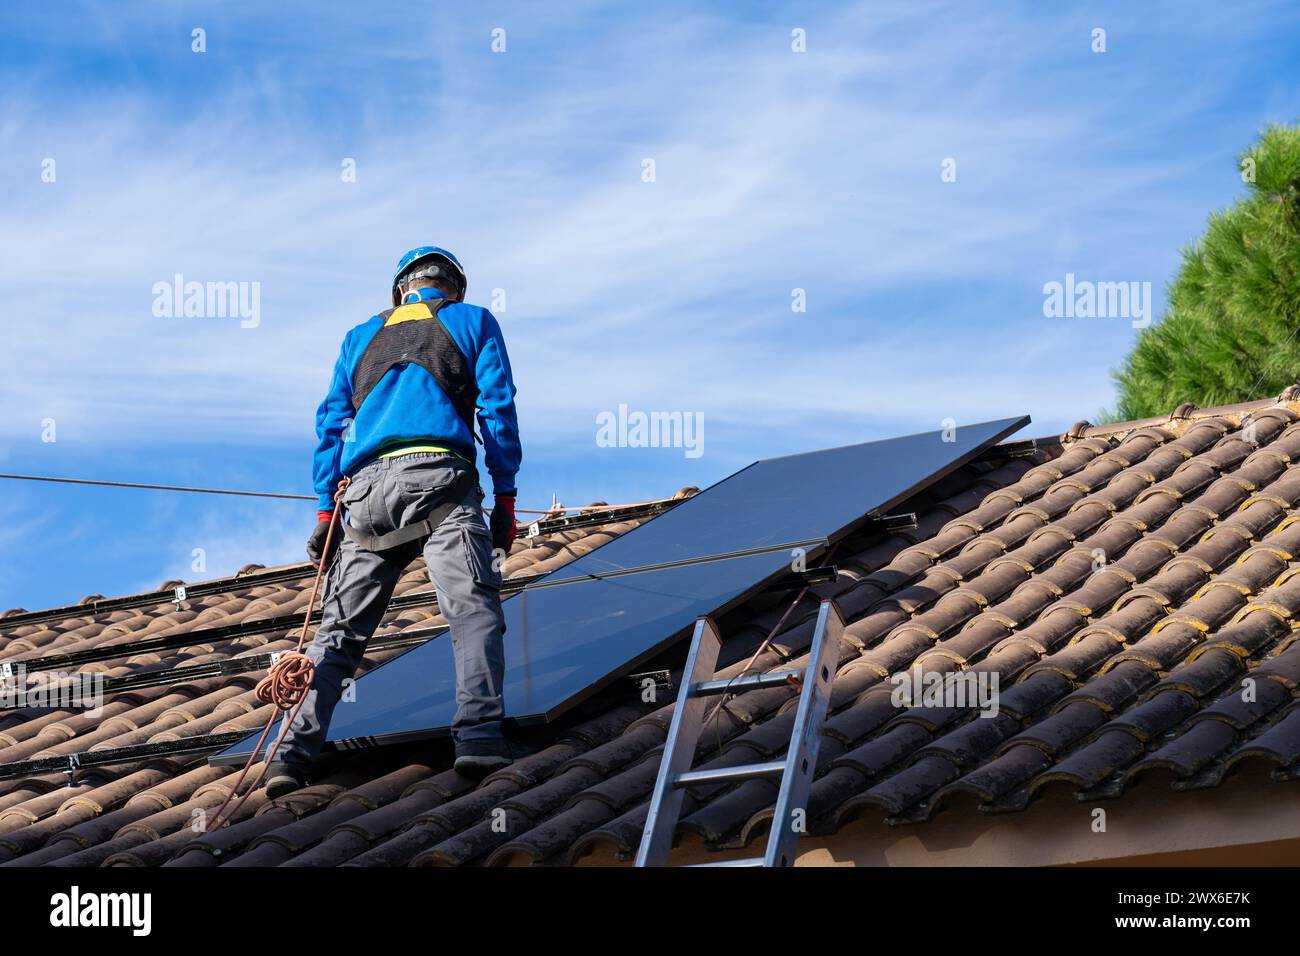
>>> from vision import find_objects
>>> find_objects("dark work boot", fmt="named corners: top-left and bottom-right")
top-left (264, 763), bottom-right (308, 799)
top-left (454, 738), bottom-right (516, 778)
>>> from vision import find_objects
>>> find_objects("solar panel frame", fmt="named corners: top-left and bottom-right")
top-left (212, 415), bottom-right (1028, 765)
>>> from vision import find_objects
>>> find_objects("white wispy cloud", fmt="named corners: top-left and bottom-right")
top-left (3, 0), bottom-right (1299, 606)
top-left (0, 0), bottom-right (1291, 455)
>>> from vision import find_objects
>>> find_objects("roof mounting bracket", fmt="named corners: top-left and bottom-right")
top-left (979, 436), bottom-right (1058, 461)
top-left (859, 512), bottom-right (918, 535)
top-left (523, 499), bottom-right (681, 541)
top-left (760, 565), bottom-right (839, 597)
top-left (795, 564), bottom-right (838, 585)
top-left (172, 585), bottom-right (188, 608)
top-left (0, 729), bottom-right (256, 782)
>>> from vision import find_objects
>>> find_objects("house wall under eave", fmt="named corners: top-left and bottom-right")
top-left (575, 764), bottom-right (1300, 866)
top-left (795, 766), bottom-right (1300, 867)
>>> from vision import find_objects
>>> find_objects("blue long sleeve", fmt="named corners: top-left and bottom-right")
top-left (313, 338), bottom-right (356, 511)
top-left (474, 310), bottom-right (522, 495)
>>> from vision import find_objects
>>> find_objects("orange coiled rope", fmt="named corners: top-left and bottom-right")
top-left (254, 652), bottom-right (315, 709)
top-left (207, 477), bottom-right (350, 832)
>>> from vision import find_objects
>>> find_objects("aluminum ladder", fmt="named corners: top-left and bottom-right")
top-left (635, 597), bottom-right (845, 867)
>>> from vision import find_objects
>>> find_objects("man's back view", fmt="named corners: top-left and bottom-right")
top-left (267, 247), bottom-right (522, 796)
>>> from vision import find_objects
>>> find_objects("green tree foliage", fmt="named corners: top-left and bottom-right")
top-left (1111, 124), bottom-right (1300, 421)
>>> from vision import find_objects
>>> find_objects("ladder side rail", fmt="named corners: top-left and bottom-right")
top-left (763, 598), bottom-right (845, 867)
top-left (634, 616), bottom-right (724, 867)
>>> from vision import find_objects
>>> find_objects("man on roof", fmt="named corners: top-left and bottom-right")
top-left (265, 246), bottom-right (522, 798)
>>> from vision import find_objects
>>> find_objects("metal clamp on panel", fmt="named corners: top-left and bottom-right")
top-left (762, 565), bottom-right (839, 596)
top-left (798, 565), bottom-right (839, 585)
top-left (863, 512), bottom-right (919, 534)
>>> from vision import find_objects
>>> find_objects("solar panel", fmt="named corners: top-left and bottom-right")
top-left (214, 415), bottom-right (1028, 763)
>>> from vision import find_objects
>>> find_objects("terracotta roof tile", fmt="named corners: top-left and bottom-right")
top-left (7, 405), bottom-right (1300, 863)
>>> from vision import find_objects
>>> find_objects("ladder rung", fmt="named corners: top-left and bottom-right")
top-left (674, 760), bottom-right (785, 788)
top-left (692, 670), bottom-right (803, 696)
top-left (687, 857), bottom-right (764, 867)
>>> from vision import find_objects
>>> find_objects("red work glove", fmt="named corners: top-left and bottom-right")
top-left (306, 510), bottom-right (340, 567)
top-left (490, 494), bottom-right (517, 553)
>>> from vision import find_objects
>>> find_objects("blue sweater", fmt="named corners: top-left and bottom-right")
top-left (312, 287), bottom-right (522, 510)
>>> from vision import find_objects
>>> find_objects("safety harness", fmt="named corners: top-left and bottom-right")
top-left (341, 465), bottom-right (477, 553)
top-left (345, 296), bottom-right (483, 553)
top-left (352, 296), bottom-right (480, 437)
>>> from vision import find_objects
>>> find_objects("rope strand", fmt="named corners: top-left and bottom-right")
top-left (206, 478), bottom-right (349, 831)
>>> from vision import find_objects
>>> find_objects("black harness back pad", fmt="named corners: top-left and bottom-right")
top-left (351, 298), bottom-right (479, 435)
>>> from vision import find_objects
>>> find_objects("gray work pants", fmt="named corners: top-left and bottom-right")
top-left (276, 452), bottom-right (506, 770)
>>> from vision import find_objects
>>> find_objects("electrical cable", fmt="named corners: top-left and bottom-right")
top-left (703, 542), bottom-right (843, 758)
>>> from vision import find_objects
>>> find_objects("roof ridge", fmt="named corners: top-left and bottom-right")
top-left (1060, 385), bottom-right (1300, 445)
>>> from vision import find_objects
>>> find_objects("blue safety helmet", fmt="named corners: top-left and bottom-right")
top-left (392, 246), bottom-right (467, 305)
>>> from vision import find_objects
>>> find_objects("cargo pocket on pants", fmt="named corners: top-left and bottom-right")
top-left (341, 479), bottom-right (376, 534)
top-left (460, 525), bottom-right (502, 590)
top-left (397, 459), bottom-right (465, 494)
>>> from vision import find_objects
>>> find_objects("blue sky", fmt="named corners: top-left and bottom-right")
top-left (1, 0), bottom-right (1298, 611)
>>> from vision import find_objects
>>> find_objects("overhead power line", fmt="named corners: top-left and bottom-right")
top-left (0, 473), bottom-right (314, 501)
top-left (0, 471), bottom-right (676, 514)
